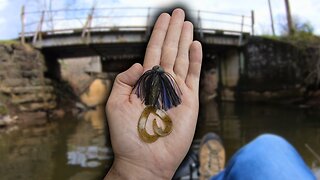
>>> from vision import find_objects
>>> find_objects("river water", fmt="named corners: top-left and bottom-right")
top-left (0, 101), bottom-right (319, 179)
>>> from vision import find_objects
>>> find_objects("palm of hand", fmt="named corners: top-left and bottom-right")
top-left (106, 9), bottom-right (202, 178)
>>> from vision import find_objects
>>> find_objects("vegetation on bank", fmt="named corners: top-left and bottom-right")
top-left (0, 105), bottom-right (7, 115)
top-left (262, 17), bottom-right (320, 46)
top-left (0, 93), bottom-right (8, 115)
top-left (262, 32), bottom-right (320, 48)
top-left (0, 40), bottom-right (19, 45)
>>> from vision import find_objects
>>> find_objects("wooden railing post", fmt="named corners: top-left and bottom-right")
top-left (145, 7), bottom-right (151, 40)
top-left (33, 11), bottom-right (45, 43)
top-left (20, 7), bottom-right (254, 45)
top-left (197, 10), bottom-right (203, 38)
top-left (238, 15), bottom-right (244, 46)
top-left (20, 5), bottom-right (25, 44)
top-left (251, 10), bottom-right (255, 35)
top-left (82, 7), bottom-right (94, 43)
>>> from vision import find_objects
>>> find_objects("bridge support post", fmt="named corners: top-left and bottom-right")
top-left (219, 49), bottom-right (240, 101)
top-left (44, 55), bottom-right (61, 81)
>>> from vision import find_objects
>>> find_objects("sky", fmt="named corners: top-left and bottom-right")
top-left (0, 0), bottom-right (319, 40)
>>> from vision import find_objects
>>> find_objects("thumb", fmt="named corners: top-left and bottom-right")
top-left (110, 63), bottom-right (143, 97)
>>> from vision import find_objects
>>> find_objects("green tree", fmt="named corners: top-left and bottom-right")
top-left (279, 15), bottom-right (314, 36)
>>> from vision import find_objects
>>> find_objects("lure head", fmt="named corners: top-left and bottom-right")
top-left (134, 64), bottom-right (181, 110)
top-left (150, 75), bottom-right (161, 107)
top-left (152, 65), bottom-right (164, 73)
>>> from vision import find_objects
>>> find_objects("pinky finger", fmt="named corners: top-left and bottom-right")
top-left (186, 41), bottom-right (202, 92)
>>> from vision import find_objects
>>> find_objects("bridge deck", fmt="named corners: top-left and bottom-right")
top-left (21, 7), bottom-right (252, 59)
top-left (26, 30), bottom-right (249, 59)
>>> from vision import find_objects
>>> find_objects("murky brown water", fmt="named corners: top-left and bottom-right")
top-left (0, 101), bottom-right (319, 179)
top-left (195, 101), bottom-right (320, 178)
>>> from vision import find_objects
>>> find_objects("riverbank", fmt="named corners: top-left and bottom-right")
top-left (1, 34), bottom-right (320, 128)
top-left (233, 35), bottom-right (320, 109)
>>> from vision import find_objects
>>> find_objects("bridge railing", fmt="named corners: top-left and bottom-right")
top-left (20, 7), bottom-right (254, 44)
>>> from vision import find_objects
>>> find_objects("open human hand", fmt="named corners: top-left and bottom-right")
top-left (105, 8), bottom-right (202, 179)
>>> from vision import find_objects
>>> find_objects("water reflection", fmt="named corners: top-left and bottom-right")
top-left (82, 106), bottom-right (107, 135)
top-left (65, 105), bottom-right (112, 179)
top-left (197, 100), bottom-right (221, 136)
top-left (196, 100), bottom-right (320, 175)
top-left (0, 123), bottom-right (58, 180)
top-left (0, 99), bottom-right (319, 179)
top-left (67, 146), bottom-right (110, 168)
top-left (67, 106), bottom-right (112, 170)
top-left (0, 107), bottom-right (112, 180)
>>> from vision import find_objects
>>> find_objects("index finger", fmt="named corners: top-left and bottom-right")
top-left (143, 13), bottom-right (171, 71)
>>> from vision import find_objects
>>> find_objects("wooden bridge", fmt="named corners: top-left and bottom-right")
top-left (20, 7), bottom-right (254, 59)
top-left (19, 7), bottom-right (255, 101)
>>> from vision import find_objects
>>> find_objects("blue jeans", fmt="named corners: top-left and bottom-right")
top-left (210, 134), bottom-right (316, 180)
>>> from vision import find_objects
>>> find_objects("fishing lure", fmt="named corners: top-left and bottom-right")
top-left (133, 65), bottom-right (182, 143)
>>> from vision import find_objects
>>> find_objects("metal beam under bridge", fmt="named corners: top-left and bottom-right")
top-left (27, 30), bottom-right (249, 59)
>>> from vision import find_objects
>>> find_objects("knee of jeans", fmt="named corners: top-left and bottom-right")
top-left (253, 133), bottom-right (289, 148)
